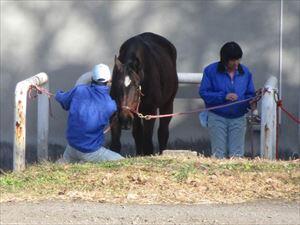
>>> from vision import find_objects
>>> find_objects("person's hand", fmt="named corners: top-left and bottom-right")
top-left (249, 100), bottom-right (257, 111)
top-left (226, 93), bottom-right (238, 101)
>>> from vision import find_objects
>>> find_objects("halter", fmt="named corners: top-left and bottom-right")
top-left (121, 85), bottom-right (144, 116)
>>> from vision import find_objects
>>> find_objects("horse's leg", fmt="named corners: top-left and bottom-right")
top-left (158, 102), bottom-right (174, 154)
top-left (132, 116), bottom-right (143, 156)
top-left (110, 118), bottom-right (122, 154)
top-left (142, 118), bottom-right (156, 156)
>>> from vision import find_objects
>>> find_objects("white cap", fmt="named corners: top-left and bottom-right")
top-left (92, 64), bottom-right (111, 82)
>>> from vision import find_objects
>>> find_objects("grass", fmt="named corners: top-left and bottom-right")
top-left (0, 155), bottom-right (299, 204)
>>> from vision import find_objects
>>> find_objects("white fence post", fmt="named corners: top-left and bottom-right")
top-left (37, 81), bottom-right (49, 162)
top-left (13, 73), bottom-right (49, 171)
top-left (260, 76), bottom-right (278, 159)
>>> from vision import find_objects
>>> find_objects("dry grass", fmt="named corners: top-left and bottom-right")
top-left (0, 155), bottom-right (299, 204)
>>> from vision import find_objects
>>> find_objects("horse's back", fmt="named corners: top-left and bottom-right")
top-left (138, 32), bottom-right (177, 63)
top-left (119, 32), bottom-right (176, 64)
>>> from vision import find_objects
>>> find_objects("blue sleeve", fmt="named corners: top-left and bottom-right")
top-left (110, 100), bottom-right (117, 116)
top-left (199, 70), bottom-right (226, 105)
top-left (55, 87), bottom-right (77, 111)
top-left (112, 100), bottom-right (117, 112)
top-left (245, 72), bottom-right (255, 99)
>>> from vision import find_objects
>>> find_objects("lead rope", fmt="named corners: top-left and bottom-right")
top-left (28, 84), bottom-right (55, 117)
top-left (131, 88), bottom-right (264, 120)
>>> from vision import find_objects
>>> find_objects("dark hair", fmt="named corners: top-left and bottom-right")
top-left (218, 41), bottom-right (244, 74)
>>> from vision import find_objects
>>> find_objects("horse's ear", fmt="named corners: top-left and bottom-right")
top-left (114, 55), bottom-right (123, 71)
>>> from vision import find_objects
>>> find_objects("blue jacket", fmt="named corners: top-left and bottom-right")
top-left (55, 84), bottom-right (117, 153)
top-left (199, 62), bottom-right (255, 118)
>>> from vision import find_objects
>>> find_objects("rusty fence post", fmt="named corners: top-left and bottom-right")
top-left (13, 73), bottom-right (49, 171)
top-left (260, 76), bottom-right (278, 159)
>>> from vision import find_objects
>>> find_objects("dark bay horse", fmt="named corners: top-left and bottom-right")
top-left (110, 32), bottom-right (178, 156)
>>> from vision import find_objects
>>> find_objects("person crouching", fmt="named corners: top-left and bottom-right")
top-left (55, 64), bottom-right (124, 163)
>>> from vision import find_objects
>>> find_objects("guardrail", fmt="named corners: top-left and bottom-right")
top-left (13, 73), bottom-right (49, 171)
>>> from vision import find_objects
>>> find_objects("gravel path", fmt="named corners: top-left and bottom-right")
top-left (1, 200), bottom-right (299, 225)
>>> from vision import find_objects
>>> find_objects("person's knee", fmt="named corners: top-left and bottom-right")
top-left (56, 157), bottom-right (68, 164)
top-left (109, 151), bottom-right (124, 160)
top-left (229, 148), bottom-right (244, 158)
top-left (62, 150), bottom-right (71, 163)
top-left (113, 155), bottom-right (124, 160)
top-left (99, 147), bottom-right (124, 161)
top-left (212, 148), bottom-right (226, 159)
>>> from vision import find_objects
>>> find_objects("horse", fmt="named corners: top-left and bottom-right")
top-left (110, 32), bottom-right (178, 156)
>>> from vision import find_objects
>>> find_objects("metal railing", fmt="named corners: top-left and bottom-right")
top-left (75, 72), bottom-right (203, 85)
top-left (13, 73), bottom-right (49, 171)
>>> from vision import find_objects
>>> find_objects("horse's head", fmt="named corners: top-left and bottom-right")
top-left (111, 55), bottom-right (144, 130)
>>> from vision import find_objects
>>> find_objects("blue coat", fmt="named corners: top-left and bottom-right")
top-left (55, 84), bottom-right (117, 153)
top-left (199, 62), bottom-right (255, 118)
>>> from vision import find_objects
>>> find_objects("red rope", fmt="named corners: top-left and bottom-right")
top-left (28, 84), bottom-right (54, 117)
top-left (122, 88), bottom-right (265, 120)
top-left (274, 97), bottom-right (300, 160)
top-left (276, 102), bottom-right (280, 160)
top-left (104, 126), bottom-right (111, 134)
top-left (277, 101), bottom-right (300, 124)
top-left (29, 84), bottom-right (54, 98)
top-left (130, 93), bottom-right (263, 120)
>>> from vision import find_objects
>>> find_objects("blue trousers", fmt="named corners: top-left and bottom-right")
top-left (63, 145), bottom-right (124, 163)
top-left (208, 112), bottom-right (246, 158)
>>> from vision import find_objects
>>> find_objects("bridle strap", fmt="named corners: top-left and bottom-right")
top-left (121, 85), bottom-right (143, 114)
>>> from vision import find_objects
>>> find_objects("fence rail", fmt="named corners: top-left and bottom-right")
top-left (75, 72), bottom-right (203, 86)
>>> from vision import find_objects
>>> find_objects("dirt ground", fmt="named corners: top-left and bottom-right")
top-left (0, 200), bottom-right (299, 225)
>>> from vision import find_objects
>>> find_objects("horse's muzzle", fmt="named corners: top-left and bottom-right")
top-left (119, 109), bottom-right (134, 130)
top-left (120, 118), bottom-right (132, 130)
